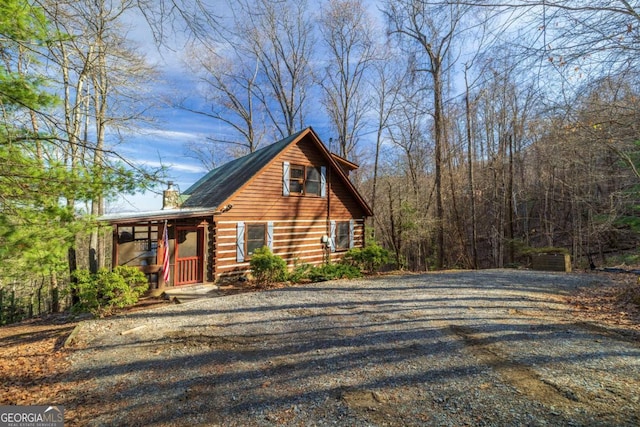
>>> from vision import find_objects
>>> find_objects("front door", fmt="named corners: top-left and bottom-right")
top-left (175, 226), bottom-right (204, 285)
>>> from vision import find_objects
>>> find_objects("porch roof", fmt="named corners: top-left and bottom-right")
top-left (99, 207), bottom-right (217, 225)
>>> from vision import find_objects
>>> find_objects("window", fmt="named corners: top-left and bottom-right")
top-left (284, 162), bottom-right (325, 197)
top-left (117, 225), bottom-right (159, 267)
top-left (290, 165), bottom-right (305, 194)
top-left (305, 167), bottom-right (321, 196)
top-left (246, 224), bottom-right (266, 257)
top-left (118, 225), bottom-right (157, 244)
top-left (335, 221), bottom-right (350, 251)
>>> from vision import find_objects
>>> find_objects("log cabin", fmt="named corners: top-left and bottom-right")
top-left (100, 127), bottom-right (373, 288)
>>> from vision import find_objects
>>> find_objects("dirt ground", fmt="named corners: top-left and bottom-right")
top-left (0, 283), bottom-right (271, 418)
top-left (1, 270), bottom-right (639, 425)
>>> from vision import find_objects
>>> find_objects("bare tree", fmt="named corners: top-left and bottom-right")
top-left (384, 0), bottom-right (470, 268)
top-left (465, 1), bottom-right (640, 71)
top-left (176, 0), bottom-right (316, 162)
top-left (369, 47), bottom-right (404, 226)
top-left (239, 0), bottom-right (316, 139)
top-left (318, 0), bottom-right (377, 160)
top-left (517, 73), bottom-right (640, 267)
top-left (133, 0), bottom-right (221, 48)
top-left (181, 42), bottom-right (265, 156)
top-left (43, 0), bottom-right (157, 270)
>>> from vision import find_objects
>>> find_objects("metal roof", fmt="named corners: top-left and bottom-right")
top-left (99, 207), bottom-right (218, 224)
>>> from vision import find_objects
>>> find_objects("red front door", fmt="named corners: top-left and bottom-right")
top-left (175, 227), bottom-right (204, 285)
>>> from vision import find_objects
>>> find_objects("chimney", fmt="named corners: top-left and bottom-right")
top-left (162, 181), bottom-right (180, 210)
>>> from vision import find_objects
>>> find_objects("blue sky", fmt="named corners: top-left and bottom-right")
top-left (107, 73), bottom-right (337, 213)
top-left (106, 1), bottom-right (387, 213)
top-left (106, 82), bottom-right (208, 212)
top-left (106, 10), bottom-right (224, 213)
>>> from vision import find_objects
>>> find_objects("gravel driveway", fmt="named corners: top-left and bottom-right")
top-left (67, 270), bottom-right (640, 426)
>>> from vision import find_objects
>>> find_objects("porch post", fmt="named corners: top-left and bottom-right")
top-left (112, 226), bottom-right (119, 267)
top-left (157, 222), bottom-right (168, 289)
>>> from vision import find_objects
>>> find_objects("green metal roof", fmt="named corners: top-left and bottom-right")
top-left (181, 128), bottom-right (307, 208)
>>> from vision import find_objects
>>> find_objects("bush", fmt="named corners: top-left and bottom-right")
top-left (310, 263), bottom-right (362, 281)
top-left (517, 245), bottom-right (569, 256)
top-left (287, 262), bottom-right (362, 283)
top-left (250, 246), bottom-right (287, 286)
top-left (71, 266), bottom-right (149, 316)
top-left (113, 266), bottom-right (149, 296)
top-left (288, 263), bottom-right (314, 283)
top-left (342, 242), bottom-right (391, 273)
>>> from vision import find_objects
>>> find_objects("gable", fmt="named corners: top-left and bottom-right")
top-left (181, 127), bottom-right (372, 217)
top-left (181, 130), bottom-right (303, 209)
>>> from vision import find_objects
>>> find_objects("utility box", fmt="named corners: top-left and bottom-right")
top-left (531, 253), bottom-right (572, 272)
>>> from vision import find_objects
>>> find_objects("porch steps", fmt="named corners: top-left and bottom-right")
top-left (161, 283), bottom-right (220, 303)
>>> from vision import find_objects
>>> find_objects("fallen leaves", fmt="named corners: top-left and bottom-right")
top-left (567, 272), bottom-right (640, 334)
top-left (0, 320), bottom-right (77, 406)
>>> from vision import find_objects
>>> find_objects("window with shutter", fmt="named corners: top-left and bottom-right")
top-left (305, 167), bottom-right (321, 196)
top-left (246, 223), bottom-right (266, 258)
top-left (284, 163), bottom-right (324, 197)
top-left (335, 221), bottom-right (350, 251)
top-left (290, 165), bottom-right (305, 194)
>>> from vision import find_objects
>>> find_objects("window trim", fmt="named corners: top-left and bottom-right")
top-left (304, 166), bottom-right (322, 196)
top-left (284, 162), bottom-right (325, 197)
top-left (245, 223), bottom-right (267, 259)
top-left (335, 221), bottom-right (350, 251)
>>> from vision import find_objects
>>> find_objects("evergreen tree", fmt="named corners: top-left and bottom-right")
top-left (0, 0), bottom-right (150, 320)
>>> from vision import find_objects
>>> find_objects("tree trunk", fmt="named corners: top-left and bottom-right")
top-left (433, 68), bottom-right (445, 269)
top-left (465, 76), bottom-right (478, 268)
top-left (506, 134), bottom-right (515, 264)
top-left (68, 246), bottom-right (79, 306)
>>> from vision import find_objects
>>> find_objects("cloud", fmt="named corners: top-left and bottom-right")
top-left (138, 159), bottom-right (208, 174)
top-left (141, 128), bottom-right (207, 141)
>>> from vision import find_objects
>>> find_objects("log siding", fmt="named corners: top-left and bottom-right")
top-left (213, 218), bottom-right (365, 279)
top-left (206, 133), bottom-right (370, 280)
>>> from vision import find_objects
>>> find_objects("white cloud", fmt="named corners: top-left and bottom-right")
top-left (137, 159), bottom-right (208, 174)
top-left (141, 128), bottom-right (207, 141)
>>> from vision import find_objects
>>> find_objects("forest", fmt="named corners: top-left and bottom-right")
top-left (1, 0), bottom-right (639, 323)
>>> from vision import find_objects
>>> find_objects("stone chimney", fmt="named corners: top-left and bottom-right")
top-left (162, 181), bottom-right (180, 210)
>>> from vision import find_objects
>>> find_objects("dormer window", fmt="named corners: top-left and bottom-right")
top-left (283, 162), bottom-right (326, 197)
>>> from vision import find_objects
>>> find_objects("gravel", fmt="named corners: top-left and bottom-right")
top-left (67, 270), bottom-right (640, 426)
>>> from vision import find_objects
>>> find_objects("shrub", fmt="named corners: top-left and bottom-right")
top-left (286, 262), bottom-right (362, 283)
top-left (71, 266), bottom-right (149, 316)
top-left (113, 266), bottom-right (149, 296)
top-left (305, 263), bottom-right (362, 282)
top-left (250, 246), bottom-right (287, 286)
top-left (518, 245), bottom-right (569, 256)
top-left (342, 242), bottom-right (391, 273)
top-left (288, 263), bottom-right (314, 283)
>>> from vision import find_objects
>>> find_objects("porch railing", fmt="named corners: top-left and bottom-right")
top-left (176, 256), bottom-right (201, 285)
